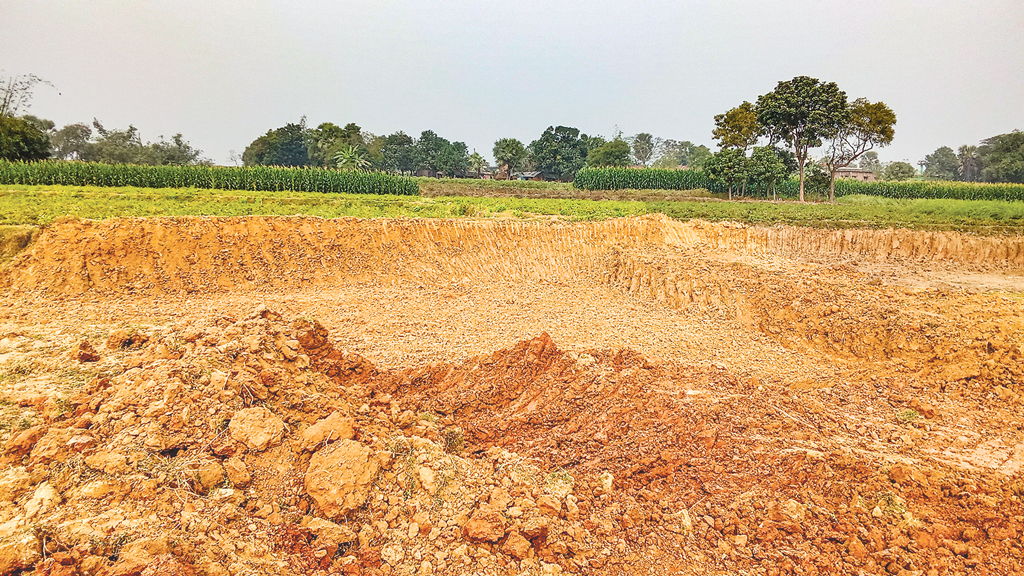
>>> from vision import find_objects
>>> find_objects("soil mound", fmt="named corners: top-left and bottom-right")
top-left (1, 313), bottom-right (1020, 576)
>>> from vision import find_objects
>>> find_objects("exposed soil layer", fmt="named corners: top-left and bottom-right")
top-left (0, 216), bottom-right (1022, 576)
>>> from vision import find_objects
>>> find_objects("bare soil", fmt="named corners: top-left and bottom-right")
top-left (0, 215), bottom-right (1021, 576)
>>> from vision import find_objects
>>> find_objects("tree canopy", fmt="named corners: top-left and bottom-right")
top-left (979, 131), bottom-right (1024, 184)
top-left (821, 98), bottom-right (896, 200)
top-left (587, 139), bottom-right (631, 167)
top-left (756, 76), bottom-right (848, 201)
top-left (528, 126), bottom-right (598, 181)
top-left (712, 102), bottom-right (760, 152)
top-left (0, 116), bottom-right (51, 161)
top-left (492, 138), bottom-right (526, 179)
top-left (923, 146), bottom-right (960, 180)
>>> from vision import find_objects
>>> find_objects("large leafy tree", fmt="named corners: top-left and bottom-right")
top-left (436, 141), bottom-right (469, 177)
top-left (242, 120), bottom-right (309, 167)
top-left (587, 139), bottom-right (631, 167)
top-left (528, 126), bottom-right (594, 181)
top-left (467, 151), bottom-right (487, 177)
top-left (85, 120), bottom-right (145, 164)
top-left (923, 146), bottom-right (960, 181)
top-left (883, 161), bottom-right (916, 181)
top-left (712, 102), bottom-right (760, 152)
top-left (0, 116), bottom-right (51, 160)
top-left (492, 138), bottom-right (526, 179)
top-left (756, 76), bottom-right (849, 202)
top-left (415, 130), bottom-right (450, 174)
top-left (381, 131), bottom-right (419, 175)
top-left (821, 98), bottom-right (896, 201)
top-left (978, 131), bottom-right (1024, 183)
top-left (51, 123), bottom-right (92, 160)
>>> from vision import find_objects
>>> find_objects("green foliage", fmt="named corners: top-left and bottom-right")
top-left (575, 166), bottom-right (1024, 202)
top-left (924, 146), bottom-right (960, 180)
top-left (883, 162), bottom-right (917, 182)
top-left (332, 144), bottom-right (370, 171)
top-left (629, 133), bottom-right (656, 166)
top-left (587, 139), bottom-right (631, 167)
top-left (704, 148), bottom-right (748, 198)
top-left (0, 160), bottom-right (419, 196)
top-left (242, 120), bottom-right (309, 167)
top-left (756, 76), bottom-right (849, 200)
top-left (0, 117), bottom-right (51, 161)
top-left (574, 167), bottom-right (725, 193)
top-left (528, 126), bottom-right (596, 181)
top-left (712, 102), bottom-right (760, 151)
top-left (979, 131), bottom-right (1024, 183)
top-left (896, 409), bottom-right (920, 424)
top-left (493, 138), bottom-right (526, 178)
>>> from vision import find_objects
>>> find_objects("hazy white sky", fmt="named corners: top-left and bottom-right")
top-left (3, 0), bottom-right (1022, 166)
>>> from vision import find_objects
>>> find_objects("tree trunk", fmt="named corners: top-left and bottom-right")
top-left (728, 184), bottom-right (733, 201)
top-left (829, 170), bottom-right (837, 203)
top-left (798, 162), bottom-right (805, 203)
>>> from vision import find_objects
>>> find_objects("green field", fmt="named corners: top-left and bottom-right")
top-left (2, 184), bottom-right (1023, 236)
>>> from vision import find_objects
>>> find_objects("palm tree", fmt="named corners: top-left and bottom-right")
top-left (333, 144), bottom-right (370, 170)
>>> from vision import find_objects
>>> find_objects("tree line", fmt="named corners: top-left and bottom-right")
top-left (2, 71), bottom-right (1021, 192)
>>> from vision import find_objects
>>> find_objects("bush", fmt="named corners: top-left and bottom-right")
top-left (0, 160), bottom-right (420, 196)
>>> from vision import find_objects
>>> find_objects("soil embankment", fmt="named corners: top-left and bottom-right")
top-left (4, 216), bottom-right (1023, 294)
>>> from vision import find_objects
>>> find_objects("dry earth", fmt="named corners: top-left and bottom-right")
top-left (0, 215), bottom-right (1022, 576)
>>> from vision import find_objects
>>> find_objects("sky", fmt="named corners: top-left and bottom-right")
top-left (3, 0), bottom-right (1022, 167)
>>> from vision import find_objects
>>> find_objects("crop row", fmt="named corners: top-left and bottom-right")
top-left (575, 168), bottom-right (1024, 201)
top-left (0, 161), bottom-right (420, 196)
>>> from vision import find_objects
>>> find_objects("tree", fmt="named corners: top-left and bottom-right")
top-left (703, 148), bottom-right (747, 200)
top-left (747, 146), bottom-right (789, 200)
top-left (51, 123), bottom-right (92, 160)
top-left (957, 145), bottom-right (981, 182)
top-left (0, 116), bottom-right (51, 161)
top-left (756, 76), bottom-right (849, 202)
top-left (586, 139), bottom-right (631, 167)
top-left (381, 131), bottom-right (419, 175)
top-left (333, 144), bottom-right (370, 170)
top-left (859, 150), bottom-right (881, 174)
top-left (0, 72), bottom-right (56, 118)
top-left (492, 138), bottom-right (526, 180)
top-left (242, 120), bottom-right (309, 167)
top-left (923, 146), bottom-right (960, 180)
top-left (686, 145), bottom-right (712, 170)
top-left (978, 131), bottom-right (1024, 183)
top-left (19, 115), bottom-right (55, 133)
top-left (416, 130), bottom-right (450, 174)
top-left (86, 119), bottom-right (145, 164)
top-left (628, 133), bottom-right (656, 166)
top-left (821, 98), bottom-right (896, 201)
top-left (883, 161), bottom-right (916, 181)
top-left (467, 151), bottom-right (486, 178)
top-left (436, 141), bottom-right (469, 177)
top-left (528, 126), bottom-right (594, 181)
top-left (712, 102), bottom-right (760, 152)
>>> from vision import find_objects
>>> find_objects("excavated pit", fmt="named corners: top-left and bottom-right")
top-left (0, 215), bottom-right (1022, 576)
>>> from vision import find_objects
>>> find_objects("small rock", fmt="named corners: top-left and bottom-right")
top-left (0, 467), bottom-right (31, 503)
top-left (194, 461), bottom-right (226, 494)
top-left (84, 451), bottom-right (131, 475)
top-left (24, 482), bottom-right (58, 517)
top-left (0, 531), bottom-right (42, 574)
top-left (419, 466), bottom-right (438, 495)
top-left (847, 535), bottom-right (868, 560)
top-left (223, 456), bottom-right (250, 488)
top-left (228, 407), bottom-right (285, 452)
top-left (78, 479), bottom-right (121, 499)
top-left (307, 517), bottom-right (357, 545)
top-left (537, 495), bottom-right (561, 518)
top-left (462, 507), bottom-right (506, 542)
top-left (304, 440), bottom-right (381, 518)
top-left (301, 411), bottom-right (356, 451)
top-left (596, 471), bottom-right (614, 494)
top-left (502, 530), bottom-right (532, 560)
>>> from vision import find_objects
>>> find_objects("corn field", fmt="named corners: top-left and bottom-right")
top-left (575, 167), bottom-right (1024, 202)
top-left (0, 160), bottom-right (420, 196)
top-left (574, 168), bottom-right (728, 194)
